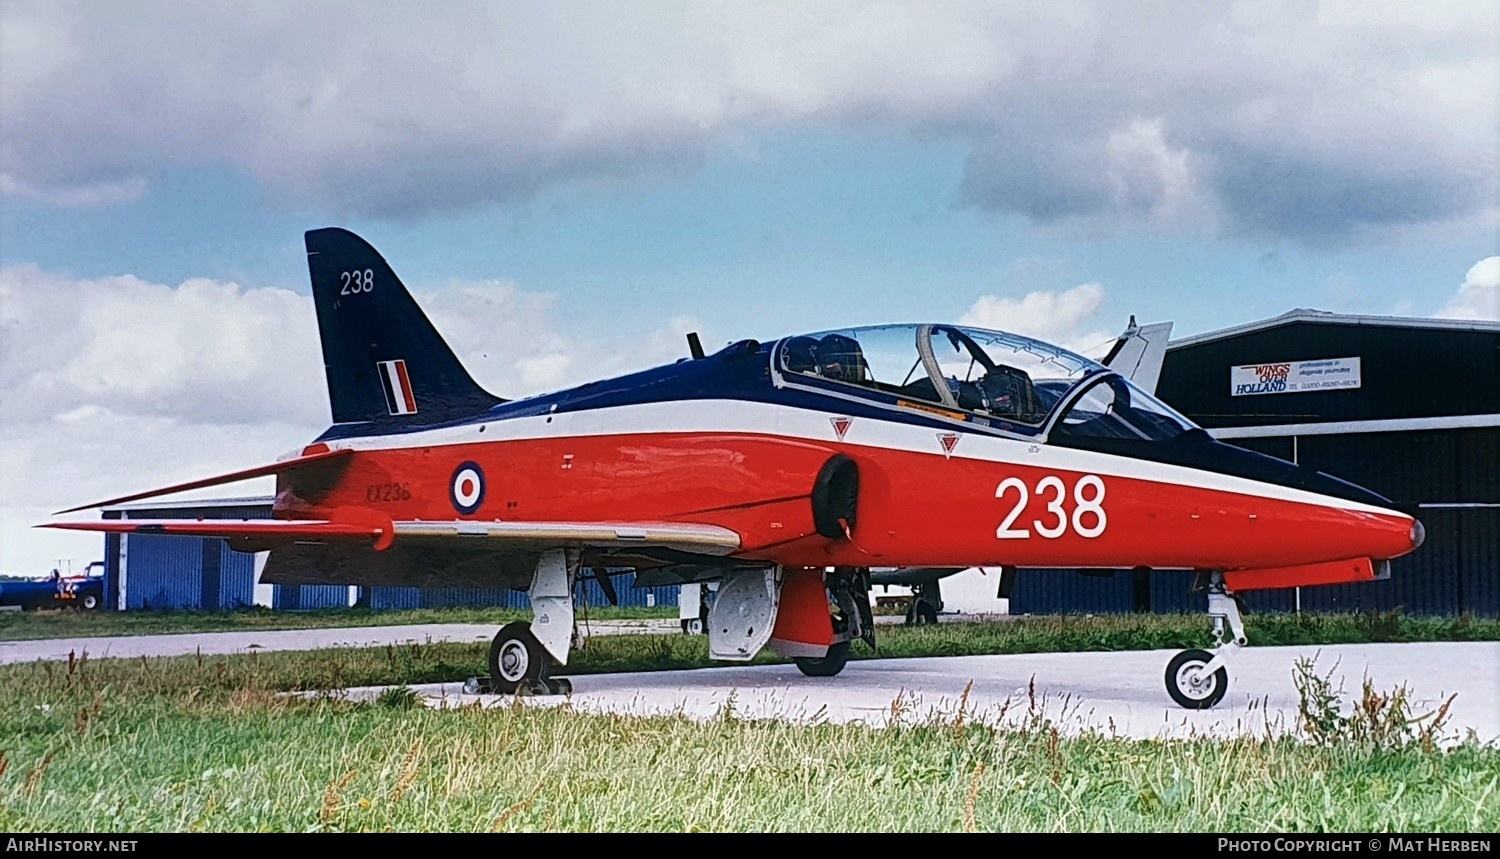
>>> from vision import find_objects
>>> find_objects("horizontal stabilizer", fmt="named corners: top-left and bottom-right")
top-left (51, 447), bottom-right (353, 514)
top-left (39, 518), bottom-right (388, 553)
top-left (41, 519), bottom-right (382, 539)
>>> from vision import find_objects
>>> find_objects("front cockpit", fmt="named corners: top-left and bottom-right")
top-left (774, 323), bottom-right (1197, 442)
top-left (773, 323), bottom-right (1397, 511)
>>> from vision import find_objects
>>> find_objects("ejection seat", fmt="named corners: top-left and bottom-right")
top-left (817, 333), bottom-right (871, 385)
top-left (782, 336), bottom-right (821, 375)
top-left (977, 364), bottom-right (1043, 422)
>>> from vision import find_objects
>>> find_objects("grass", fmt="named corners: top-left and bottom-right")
top-left (0, 641), bottom-right (1494, 832)
top-left (0, 604), bottom-right (677, 641)
top-left (7, 611), bottom-right (1496, 689)
top-left (6, 610), bottom-right (1494, 693)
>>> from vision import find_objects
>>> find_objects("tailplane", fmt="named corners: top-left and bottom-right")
top-left (305, 228), bottom-right (504, 426)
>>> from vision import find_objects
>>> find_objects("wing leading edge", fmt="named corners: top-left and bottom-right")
top-left (40, 518), bottom-right (742, 556)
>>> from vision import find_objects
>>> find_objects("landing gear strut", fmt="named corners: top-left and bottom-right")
top-left (1165, 572), bottom-right (1245, 709)
top-left (903, 580), bottom-right (940, 626)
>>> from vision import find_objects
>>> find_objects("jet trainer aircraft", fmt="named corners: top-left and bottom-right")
top-left (45, 229), bottom-right (1424, 708)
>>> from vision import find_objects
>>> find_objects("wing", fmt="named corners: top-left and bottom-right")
top-left (39, 517), bottom-right (741, 556)
top-left (391, 520), bottom-right (740, 554)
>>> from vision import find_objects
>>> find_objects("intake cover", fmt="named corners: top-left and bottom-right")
top-left (811, 454), bottom-right (859, 540)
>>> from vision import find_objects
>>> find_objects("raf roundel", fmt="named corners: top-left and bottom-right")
top-left (450, 461), bottom-right (486, 515)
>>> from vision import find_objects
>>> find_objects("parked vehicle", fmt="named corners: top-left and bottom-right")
top-left (0, 562), bottom-right (105, 611)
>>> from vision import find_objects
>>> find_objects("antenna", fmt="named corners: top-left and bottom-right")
top-left (686, 332), bottom-right (706, 360)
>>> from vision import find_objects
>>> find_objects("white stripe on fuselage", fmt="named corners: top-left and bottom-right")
top-left (320, 399), bottom-right (1403, 517)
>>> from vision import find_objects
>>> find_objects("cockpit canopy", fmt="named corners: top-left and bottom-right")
top-left (776, 323), bottom-right (1198, 442)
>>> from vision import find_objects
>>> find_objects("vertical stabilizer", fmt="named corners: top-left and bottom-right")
top-left (304, 228), bottom-right (504, 426)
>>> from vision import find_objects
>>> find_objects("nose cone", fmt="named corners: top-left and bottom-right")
top-left (1185, 435), bottom-right (1399, 510)
top-left (1265, 460), bottom-right (1424, 560)
top-left (1291, 467), bottom-right (1395, 511)
top-left (1174, 436), bottom-right (1422, 559)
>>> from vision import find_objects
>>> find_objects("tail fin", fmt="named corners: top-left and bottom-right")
top-left (305, 228), bottom-right (504, 426)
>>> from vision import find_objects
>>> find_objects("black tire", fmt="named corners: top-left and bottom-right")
top-left (81, 593), bottom-right (99, 611)
top-left (488, 622), bottom-right (550, 695)
top-left (794, 640), bottom-right (851, 678)
top-left (903, 600), bottom-right (939, 626)
top-left (1165, 648), bottom-right (1228, 709)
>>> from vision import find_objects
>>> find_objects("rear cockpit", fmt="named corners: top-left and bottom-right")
top-left (774, 323), bottom-right (1199, 441)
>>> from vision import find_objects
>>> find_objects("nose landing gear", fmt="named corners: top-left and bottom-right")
top-left (1165, 572), bottom-right (1245, 709)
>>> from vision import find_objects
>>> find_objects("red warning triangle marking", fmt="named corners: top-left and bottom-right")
top-left (831, 416), bottom-right (852, 441)
top-left (938, 432), bottom-right (960, 458)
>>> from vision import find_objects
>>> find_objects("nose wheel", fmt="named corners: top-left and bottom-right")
top-left (1165, 572), bottom-right (1244, 709)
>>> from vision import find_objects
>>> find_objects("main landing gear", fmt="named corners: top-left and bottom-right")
top-left (477, 561), bottom-right (877, 694)
top-left (1165, 572), bottom-right (1246, 709)
top-left (703, 565), bottom-right (874, 679)
top-left (792, 567), bottom-right (874, 678)
top-left (904, 581), bottom-right (940, 626)
top-left (483, 549), bottom-right (578, 696)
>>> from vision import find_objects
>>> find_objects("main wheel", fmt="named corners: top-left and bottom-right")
top-left (1165, 648), bottom-right (1228, 709)
top-left (488, 622), bottom-right (550, 695)
top-left (794, 640), bottom-right (851, 677)
top-left (81, 593), bottom-right (99, 610)
top-left (906, 601), bottom-right (938, 626)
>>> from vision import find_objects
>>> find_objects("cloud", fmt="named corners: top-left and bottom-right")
top-left (1436, 256), bottom-right (1500, 321)
top-left (0, 265), bottom-right (327, 427)
top-left (959, 282), bottom-right (1115, 358)
top-left (0, 172), bottom-right (148, 207)
top-left (0, 262), bottom-right (708, 573)
top-left (1, 2), bottom-right (1494, 240)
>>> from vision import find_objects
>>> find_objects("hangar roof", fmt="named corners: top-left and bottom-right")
top-left (1170, 308), bottom-right (1500, 350)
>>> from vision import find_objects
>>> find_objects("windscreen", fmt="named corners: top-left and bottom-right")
top-left (1050, 372), bottom-right (1198, 442)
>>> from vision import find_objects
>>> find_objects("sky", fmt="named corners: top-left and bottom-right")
top-left (1, 1), bottom-right (1497, 575)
